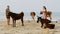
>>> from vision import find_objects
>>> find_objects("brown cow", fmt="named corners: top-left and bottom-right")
top-left (30, 12), bottom-right (36, 20)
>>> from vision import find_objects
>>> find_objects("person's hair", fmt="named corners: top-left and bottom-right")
top-left (7, 5), bottom-right (10, 8)
top-left (43, 6), bottom-right (46, 10)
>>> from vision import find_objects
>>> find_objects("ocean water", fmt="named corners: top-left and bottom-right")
top-left (0, 0), bottom-right (60, 21)
top-left (0, 11), bottom-right (60, 21)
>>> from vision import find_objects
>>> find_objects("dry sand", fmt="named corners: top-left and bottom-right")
top-left (0, 20), bottom-right (60, 34)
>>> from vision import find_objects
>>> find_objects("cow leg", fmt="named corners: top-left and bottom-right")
top-left (41, 23), bottom-right (43, 28)
top-left (37, 18), bottom-right (40, 23)
top-left (37, 20), bottom-right (39, 23)
top-left (13, 19), bottom-right (16, 27)
top-left (14, 20), bottom-right (16, 27)
top-left (32, 16), bottom-right (34, 20)
top-left (21, 18), bottom-right (24, 26)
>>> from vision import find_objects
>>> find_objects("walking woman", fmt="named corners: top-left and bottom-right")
top-left (6, 5), bottom-right (10, 25)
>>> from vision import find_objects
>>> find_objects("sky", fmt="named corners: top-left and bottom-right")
top-left (0, 0), bottom-right (60, 20)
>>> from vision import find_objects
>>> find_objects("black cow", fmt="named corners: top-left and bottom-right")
top-left (44, 24), bottom-right (55, 29)
top-left (8, 12), bottom-right (24, 27)
top-left (37, 17), bottom-right (51, 28)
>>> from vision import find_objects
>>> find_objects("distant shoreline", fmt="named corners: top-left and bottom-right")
top-left (0, 19), bottom-right (59, 21)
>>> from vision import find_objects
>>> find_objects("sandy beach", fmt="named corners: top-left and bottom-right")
top-left (0, 20), bottom-right (60, 34)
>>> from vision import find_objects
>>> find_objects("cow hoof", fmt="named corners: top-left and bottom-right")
top-left (22, 25), bottom-right (24, 26)
top-left (13, 26), bottom-right (16, 27)
top-left (41, 26), bottom-right (43, 28)
top-left (7, 23), bottom-right (10, 25)
top-left (37, 22), bottom-right (39, 23)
